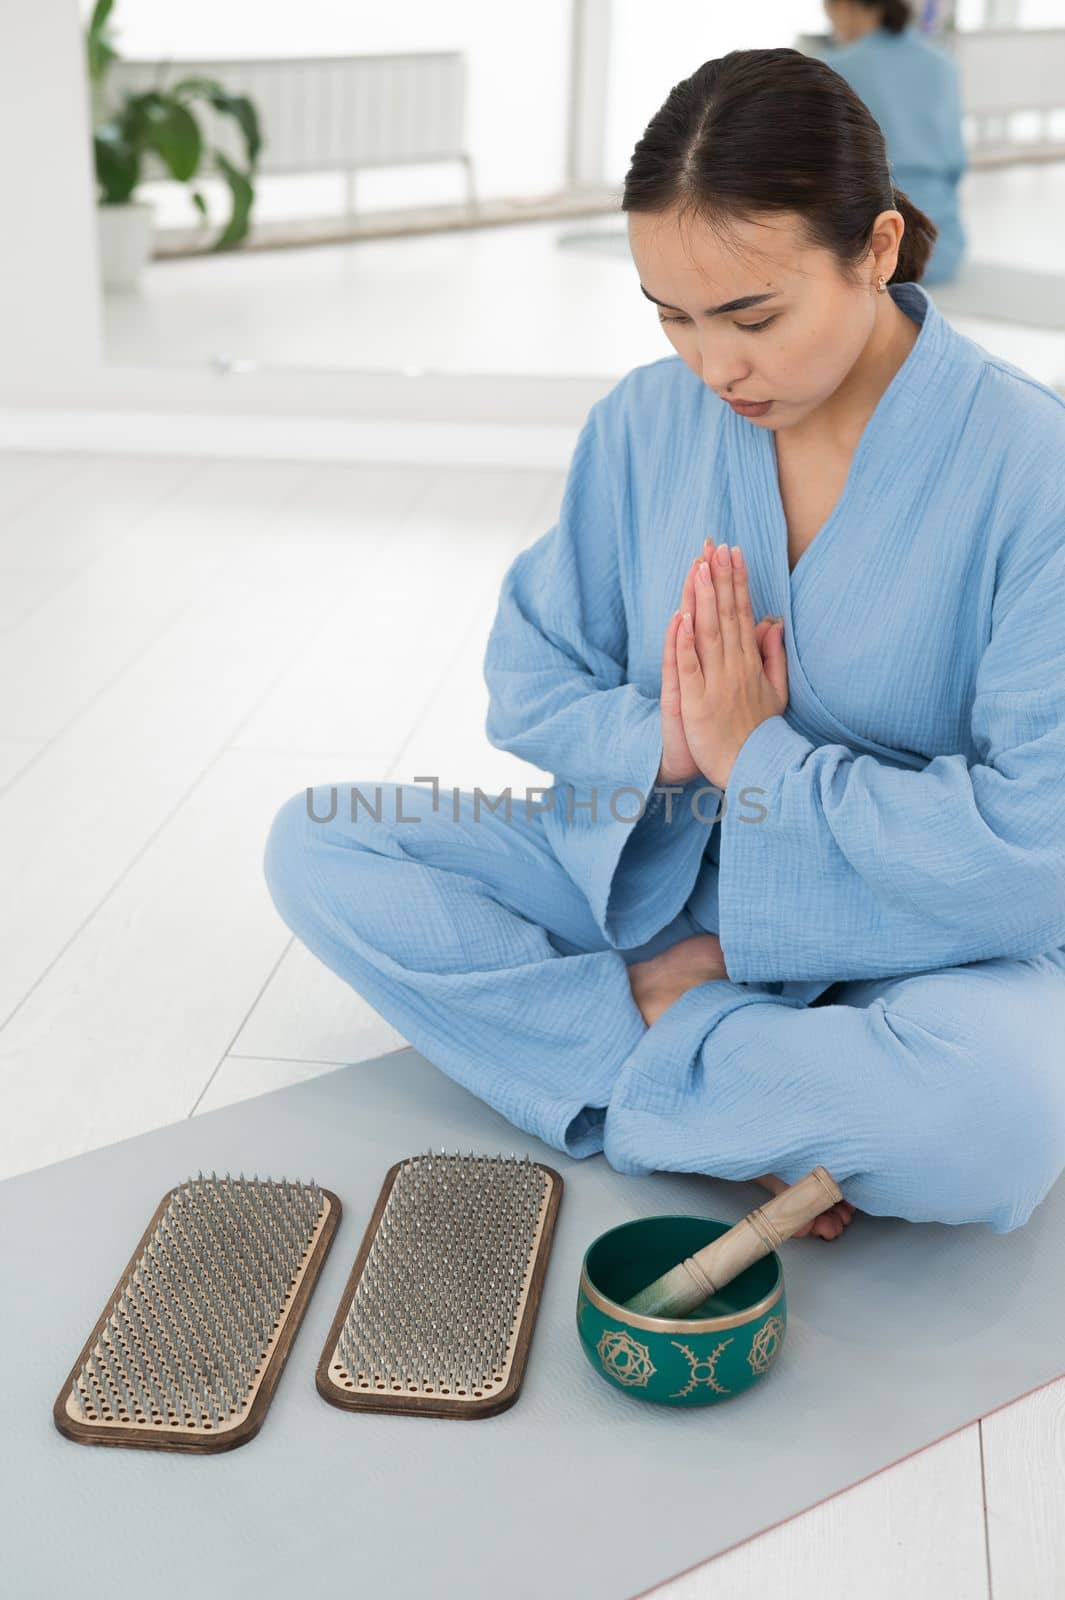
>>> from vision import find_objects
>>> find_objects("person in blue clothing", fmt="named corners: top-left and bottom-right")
top-left (264, 50), bottom-right (1065, 1242)
top-left (822, 0), bottom-right (967, 282)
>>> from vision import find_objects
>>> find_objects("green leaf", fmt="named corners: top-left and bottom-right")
top-left (91, 38), bottom-right (119, 79)
top-left (212, 151), bottom-right (254, 249)
top-left (88, 63), bottom-right (262, 222)
top-left (168, 81), bottom-right (262, 168)
top-left (94, 124), bottom-right (139, 204)
top-left (120, 89), bottom-right (163, 141)
top-left (88, 0), bottom-right (115, 34)
top-left (206, 92), bottom-right (262, 167)
top-left (141, 100), bottom-right (202, 183)
top-left (86, 0), bottom-right (118, 90)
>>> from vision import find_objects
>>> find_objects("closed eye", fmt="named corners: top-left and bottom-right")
top-left (658, 313), bottom-right (778, 332)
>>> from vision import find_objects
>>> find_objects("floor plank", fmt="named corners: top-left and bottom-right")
top-left (226, 469), bottom-right (556, 1066)
top-left (983, 1375), bottom-right (1065, 1599)
top-left (0, 459), bottom-right (554, 1173)
top-left (0, 459), bottom-right (431, 1032)
top-left (0, 453), bottom-right (194, 575)
top-left (193, 1049), bottom-right (409, 1116)
top-left (0, 749), bottom-right (330, 1177)
top-left (0, 738), bottom-right (42, 788)
top-left (647, 1424), bottom-right (990, 1600)
top-left (0, 453), bottom-right (87, 526)
top-left (0, 459), bottom-right (300, 740)
top-left (227, 937), bottom-right (408, 1070)
top-left (232, 465), bottom-right (553, 756)
top-left (0, 570), bottom-right (67, 634)
top-left (393, 583), bottom-right (554, 796)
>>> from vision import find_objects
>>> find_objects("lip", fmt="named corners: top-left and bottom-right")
top-left (726, 398), bottom-right (773, 415)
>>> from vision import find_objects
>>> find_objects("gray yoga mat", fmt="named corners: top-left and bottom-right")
top-left (558, 225), bottom-right (1065, 331)
top-left (5, 1045), bottom-right (1064, 1599)
top-left (925, 259), bottom-right (1065, 330)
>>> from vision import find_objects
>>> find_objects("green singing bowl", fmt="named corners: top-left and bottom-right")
top-left (577, 1215), bottom-right (787, 1407)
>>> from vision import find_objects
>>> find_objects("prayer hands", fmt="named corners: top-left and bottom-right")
top-left (658, 536), bottom-right (788, 791)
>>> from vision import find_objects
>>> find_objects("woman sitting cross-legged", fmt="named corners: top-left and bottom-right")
top-left (264, 49), bottom-right (1065, 1242)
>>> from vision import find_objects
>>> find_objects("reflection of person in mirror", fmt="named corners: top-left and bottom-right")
top-left (822, 0), bottom-right (967, 283)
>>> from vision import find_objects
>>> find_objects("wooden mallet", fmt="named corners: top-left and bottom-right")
top-left (623, 1167), bottom-right (844, 1318)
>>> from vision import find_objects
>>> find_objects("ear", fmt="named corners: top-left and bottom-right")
top-left (868, 208), bottom-right (904, 286)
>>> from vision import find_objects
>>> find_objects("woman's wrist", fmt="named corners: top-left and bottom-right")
top-left (655, 762), bottom-right (698, 788)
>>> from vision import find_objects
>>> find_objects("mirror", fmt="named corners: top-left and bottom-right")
top-left (86, 0), bottom-right (1065, 390)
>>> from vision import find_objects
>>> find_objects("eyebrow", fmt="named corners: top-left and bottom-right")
top-left (639, 284), bottom-right (780, 316)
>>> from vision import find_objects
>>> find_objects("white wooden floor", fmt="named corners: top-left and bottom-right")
top-left (1, 449), bottom-right (1062, 1598)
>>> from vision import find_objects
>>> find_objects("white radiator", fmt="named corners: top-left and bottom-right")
top-left (107, 52), bottom-right (474, 199)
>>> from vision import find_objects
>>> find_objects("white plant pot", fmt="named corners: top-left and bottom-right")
top-left (97, 200), bottom-right (155, 291)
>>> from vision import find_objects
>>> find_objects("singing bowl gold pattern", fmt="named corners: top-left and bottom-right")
top-left (576, 1214), bottom-right (786, 1406)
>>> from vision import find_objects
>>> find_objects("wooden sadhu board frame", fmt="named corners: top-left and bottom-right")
top-left (317, 1151), bottom-right (563, 1419)
top-left (53, 1175), bottom-right (341, 1453)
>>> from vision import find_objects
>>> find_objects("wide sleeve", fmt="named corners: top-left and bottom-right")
top-left (482, 397), bottom-right (714, 950)
top-left (717, 541), bottom-right (1065, 983)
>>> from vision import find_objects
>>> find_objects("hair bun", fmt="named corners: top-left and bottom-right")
top-left (891, 185), bottom-right (939, 282)
top-left (879, 0), bottom-right (914, 34)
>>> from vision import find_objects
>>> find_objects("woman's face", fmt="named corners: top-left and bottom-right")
top-left (823, 0), bottom-right (872, 44)
top-left (627, 205), bottom-right (889, 432)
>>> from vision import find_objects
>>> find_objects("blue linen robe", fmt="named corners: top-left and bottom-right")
top-left (825, 24), bottom-right (968, 283)
top-left (263, 280), bottom-right (1065, 1232)
top-left (484, 280), bottom-right (1065, 990)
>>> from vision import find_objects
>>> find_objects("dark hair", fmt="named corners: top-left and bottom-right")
top-left (856, 0), bottom-right (914, 36)
top-left (621, 47), bottom-right (937, 286)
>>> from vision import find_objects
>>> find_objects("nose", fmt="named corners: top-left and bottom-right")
top-left (690, 332), bottom-right (752, 396)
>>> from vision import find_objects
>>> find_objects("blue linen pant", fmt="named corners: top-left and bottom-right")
top-left (263, 779), bottom-right (1065, 1233)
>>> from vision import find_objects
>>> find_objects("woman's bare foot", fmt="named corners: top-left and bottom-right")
top-left (627, 933), bottom-right (728, 1027)
top-left (627, 940), bottom-right (856, 1239)
top-left (753, 1171), bottom-right (857, 1240)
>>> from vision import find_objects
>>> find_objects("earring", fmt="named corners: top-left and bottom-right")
top-left (876, 274), bottom-right (887, 293)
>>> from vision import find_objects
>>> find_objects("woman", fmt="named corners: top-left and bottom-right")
top-left (264, 50), bottom-right (1065, 1242)
top-left (823, 0), bottom-right (967, 283)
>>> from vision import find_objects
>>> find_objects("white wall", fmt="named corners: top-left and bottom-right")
top-left (0, 0), bottom-right (102, 383)
top-left (604, 0), bottom-right (829, 183)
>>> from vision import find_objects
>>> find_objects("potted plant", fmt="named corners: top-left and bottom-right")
top-left (87, 0), bottom-right (262, 290)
